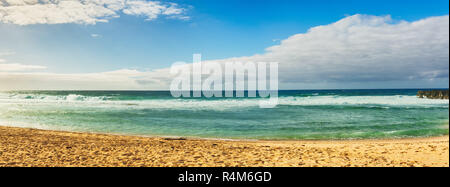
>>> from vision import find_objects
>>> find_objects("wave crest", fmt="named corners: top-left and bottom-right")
top-left (1, 92), bottom-right (448, 110)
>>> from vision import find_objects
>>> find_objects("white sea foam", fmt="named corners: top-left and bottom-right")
top-left (0, 93), bottom-right (109, 102)
top-left (279, 95), bottom-right (449, 106)
top-left (0, 93), bottom-right (448, 110)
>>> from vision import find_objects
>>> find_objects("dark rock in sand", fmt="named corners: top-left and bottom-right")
top-left (417, 90), bottom-right (449, 100)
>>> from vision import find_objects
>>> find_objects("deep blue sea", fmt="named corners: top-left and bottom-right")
top-left (0, 89), bottom-right (448, 140)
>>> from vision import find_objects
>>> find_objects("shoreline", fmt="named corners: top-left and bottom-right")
top-left (1, 125), bottom-right (448, 167)
top-left (1, 124), bottom-right (448, 142)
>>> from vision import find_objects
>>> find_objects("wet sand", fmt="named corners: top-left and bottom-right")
top-left (0, 126), bottom-right (448, 167)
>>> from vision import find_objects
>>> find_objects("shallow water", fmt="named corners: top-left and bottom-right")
top-left (0, 89), bottom-right (448, 140)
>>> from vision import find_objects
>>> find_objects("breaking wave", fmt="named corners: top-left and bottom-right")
top-left (0, 92), bottom-right (447, 110)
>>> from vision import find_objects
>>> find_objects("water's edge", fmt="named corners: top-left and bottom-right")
top-left (2, 124), bottom-right (448, 142)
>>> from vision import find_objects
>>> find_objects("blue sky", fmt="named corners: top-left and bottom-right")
top-left (0, 0), bottom-right (449, 90)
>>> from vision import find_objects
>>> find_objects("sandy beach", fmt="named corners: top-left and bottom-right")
top-left (0, 125), bottom-right (448, 167)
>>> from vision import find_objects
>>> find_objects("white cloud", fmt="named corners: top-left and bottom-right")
top-left (205, 14), bottom-right (449, 85)
top-left (0, 0), bottom-right (189, 25)
top-left (0, 52), bottom-right (47, 72)
top-left (0, 69), bottom-right (168, 90)
top-left (91, 33), bottom-right (102, 38)
top-left (0, 63), bottom-right (46, 71)
top-left (0, 52), bottom-right (6, 63)
top-left (123, 1), bottom-right (187, 20)
top-left (0, 14), bottom-right (448, 90)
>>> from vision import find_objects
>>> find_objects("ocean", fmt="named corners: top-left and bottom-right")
top-left (0, 89), bottom-right (448, 140)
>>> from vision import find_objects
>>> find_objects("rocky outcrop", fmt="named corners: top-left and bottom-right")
top-left (417, 90), bottom-right (449, 99)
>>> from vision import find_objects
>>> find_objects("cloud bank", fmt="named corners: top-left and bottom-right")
top-left (0, 63), bottom-right (46, 71)
top-left (0, 14), bottom-right (448, 90)
top-left (0, 69), bottom-right (170, 90)
top-left (220, 15), bottom-right (448, 85)
top-left (0, 0), bottom-right (188, 25)
top-left (0, 52), bottom-right (47, 72)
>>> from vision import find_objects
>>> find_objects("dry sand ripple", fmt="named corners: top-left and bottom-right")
top-left (0, 126), bottom-right (448, 167)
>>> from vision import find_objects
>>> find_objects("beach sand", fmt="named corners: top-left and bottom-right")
top-left (0, 126), bottom-right (448, 167)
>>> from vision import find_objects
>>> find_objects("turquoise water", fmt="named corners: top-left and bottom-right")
top-left (0, 89), bottom-right (448, 140)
